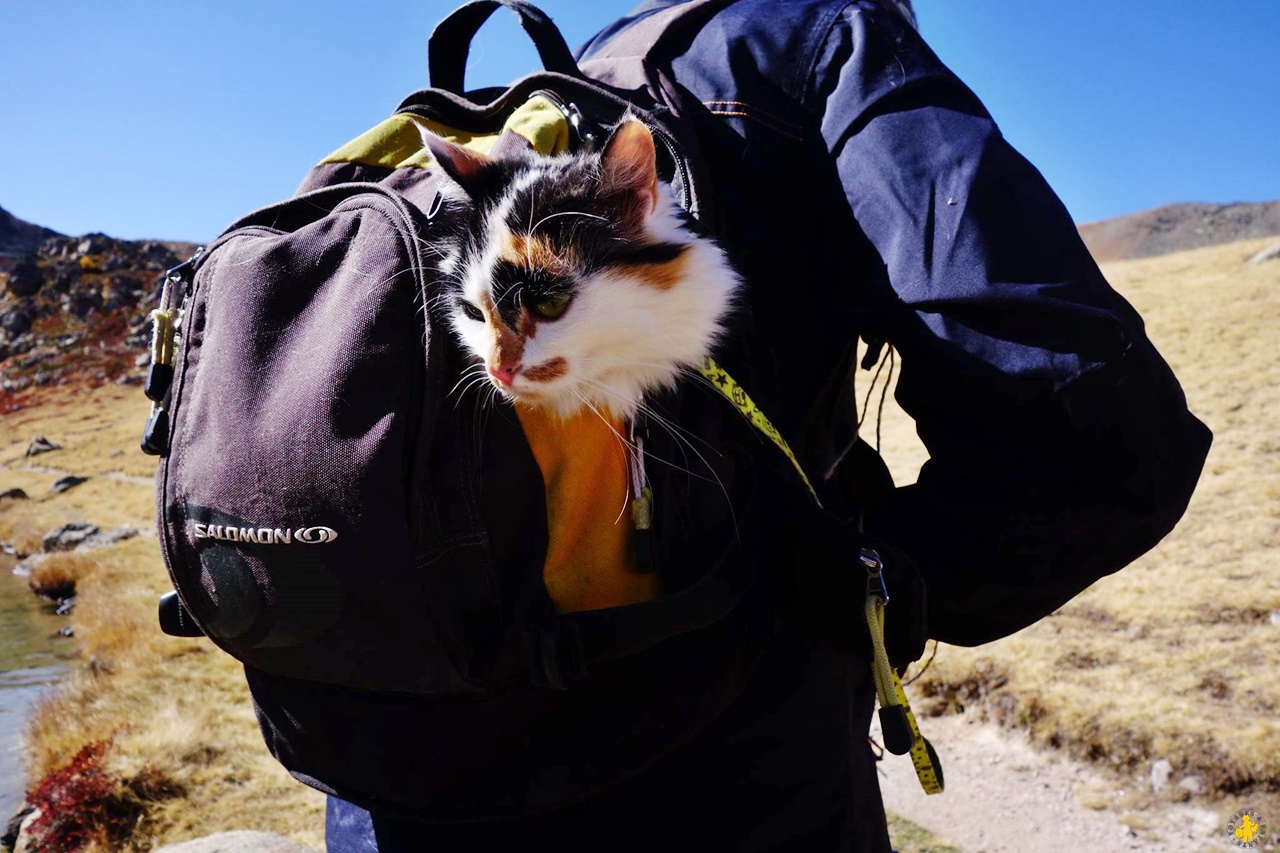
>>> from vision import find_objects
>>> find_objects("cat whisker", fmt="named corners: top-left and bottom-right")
top-left (576, 377), bottom-right (729, 502)
top-left (567, 387), bottom-right (636, 523)
top-left (530, 210), bottom-right (609, 236)
top-left (448, 364), bottom-right (489, 397)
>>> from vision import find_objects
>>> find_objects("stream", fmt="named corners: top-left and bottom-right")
top-left (0, 552), bottom-right (72, 820)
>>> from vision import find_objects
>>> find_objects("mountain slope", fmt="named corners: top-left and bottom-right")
top-left (0, 207), bottom-right (63, 265)
top-left (1079, 200), bottom-right (1280, 262)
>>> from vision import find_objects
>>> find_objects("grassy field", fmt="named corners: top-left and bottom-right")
top-left (0, 384), bottom-right (324, 851)
top-left (867, 237), bottom-right (1280, 819)
top-left (1, 236), bottom-right (1275, 849)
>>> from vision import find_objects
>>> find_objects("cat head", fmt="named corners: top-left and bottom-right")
top-left (423, 118), bottom-right (739, 420)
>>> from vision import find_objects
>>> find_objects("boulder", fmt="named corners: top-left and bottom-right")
top-left (153, 830), bottom-right (319, 853)
top-left (1150, 758), bottom-right (1173, 793)
top-left (1246, 240), bottom-right (1280, 265)
top-left (78, 526), bottom-right (139, 550)
top-left (48, 475), bottom-right (89, 494)
top-left (25, 436), bottom-right (60, 457)
top-left (65, 288), bottom-right (102, 320)
top-left (3, 261), bottom-right (43, 297)
top-left (11, 553), bottom-right (47, 577)
top-left (43, 522), bottom-right (98, 552)
top-left (1, 306), bottom-right (33, 337)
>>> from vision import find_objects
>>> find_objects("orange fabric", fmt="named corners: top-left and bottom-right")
top-left (516, 404), bottom-right (660, 613)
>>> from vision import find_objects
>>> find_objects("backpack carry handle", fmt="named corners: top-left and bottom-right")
top-left (429, 0), bottom-right (582, 94)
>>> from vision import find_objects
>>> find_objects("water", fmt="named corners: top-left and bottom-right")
top-left (0, 553), bottom-right (73, 818)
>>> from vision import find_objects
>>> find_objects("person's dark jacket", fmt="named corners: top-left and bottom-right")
top-left (581, 0), bottom-right (1211, 648)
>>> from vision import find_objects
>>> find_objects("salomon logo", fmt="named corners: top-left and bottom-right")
top-left (191, 523), bottom-right (339, 545)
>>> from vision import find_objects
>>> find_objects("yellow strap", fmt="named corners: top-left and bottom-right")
top-left (694, 357), bottom-right (821, 507)
top-left (695, 355), bottom-right (941, 795)
top-left (867, 596), bottom-right (945, 794)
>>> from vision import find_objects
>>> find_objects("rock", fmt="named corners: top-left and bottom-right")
top-left (25, 436), bottom-right (60, 457)
top-left (1177, 775), bottom-right (1206, 795)
top-left (55, 596), bottom-right (76, 615)
top-left (51, 265), bottom-right (79, 293)
top-left (153, 830), bottom-right (319, 852)
top-left (10, 806), bottom-right (41, 853)
top-left (76, 235), bottom-right (110, 257)
top-left (1150, 758), bottom-right (1173, 792)
top-left (4, 260), bottom-right (43, 297)
top-left (0, 488), bottom-right (28, 500)
top-left (1, 804), bottom-right (33, 851)
top-left (1246, 240), bottom-right (1280, 265)
top-left (11, 553), bottom-right (46, 577)
top-left (65, 288), bottom-right (102, 320)
top-left (48, 475), bottom-right (89, 494)
top-left (78, 525), bottom-right (138, 550)
top-left (1, 306), bottom-right (33, 337)
top-left (43, 522), bottom-right (98, 552)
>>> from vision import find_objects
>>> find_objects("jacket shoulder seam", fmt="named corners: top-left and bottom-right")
top-left (797, 0), bottom-right (864, 105)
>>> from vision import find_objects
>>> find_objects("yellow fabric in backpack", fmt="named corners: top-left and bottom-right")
top-left (321, 95), bottom-right (572, 169)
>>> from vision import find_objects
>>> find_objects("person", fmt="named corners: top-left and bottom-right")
top-left (324, 1), bottom-right (1211, 849)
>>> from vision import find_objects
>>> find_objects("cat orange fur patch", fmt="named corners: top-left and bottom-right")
top-left (503, 231), bottom-right (571, 273)
top-left (617, 252), bottom-right (689, 291)
top-left (524, 357), bottom-right (568, 382)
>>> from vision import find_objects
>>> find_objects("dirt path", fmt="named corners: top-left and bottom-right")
top-left (875, 711), bottom-right (1227, 852)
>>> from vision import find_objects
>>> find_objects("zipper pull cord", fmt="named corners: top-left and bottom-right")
top-left (629, 418), bottom-right (656, 573)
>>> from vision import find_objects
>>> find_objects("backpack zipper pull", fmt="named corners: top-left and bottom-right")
top-left (141, 250), bottom-right (201, 456)
top-left (629, 418), bottom-right (656, 573)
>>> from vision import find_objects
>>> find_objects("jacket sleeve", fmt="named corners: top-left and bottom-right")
top-left (806, 2), bottom-right (1212, 645)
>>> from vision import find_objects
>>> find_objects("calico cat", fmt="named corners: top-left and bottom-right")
top-left (421, 119), bottom-right (740, 421)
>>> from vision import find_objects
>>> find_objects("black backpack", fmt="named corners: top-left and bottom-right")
top-left (142, 0), bottom-right (889, 814)
top-left (145, 0), bottom-right (834, 691)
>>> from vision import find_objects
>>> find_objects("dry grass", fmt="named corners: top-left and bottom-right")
top-left (2, 385), bottom-right (324, 851)
top-left (868, 237), bottom-right (1280, 813)
top-left (26, 551), bottom-right (101, 601)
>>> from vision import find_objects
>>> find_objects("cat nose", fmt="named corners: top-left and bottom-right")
top-left (489, 363), bottom-right (521, 386)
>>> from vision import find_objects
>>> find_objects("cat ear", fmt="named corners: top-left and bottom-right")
top-left (601, 118), bottom-right (659, 217)
top-left (419, 127), bottom-right (491, 197)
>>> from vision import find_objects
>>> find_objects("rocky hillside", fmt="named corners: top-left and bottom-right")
top-left (0, 228), bottom-right (199, 415)
top-left (1079, 200), bottom-right (1280, 262)
top-left (0, 208), bottom-right (62, 269)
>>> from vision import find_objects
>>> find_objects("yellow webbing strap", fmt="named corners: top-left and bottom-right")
top-left (696, 356), bottom-right (943, 795)
top-left (694, 357), bottom-right (821, 507)
top-left (866, 591), bottom-right (945, 794)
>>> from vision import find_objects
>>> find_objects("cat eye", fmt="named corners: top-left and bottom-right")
top-left (529, 293), bottom-right (572, 320)
top-left (459, 300), bottom-right (484, 322)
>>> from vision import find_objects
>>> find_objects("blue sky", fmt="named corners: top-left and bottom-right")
top-left (2, 1), bottom-right (1277, 242)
